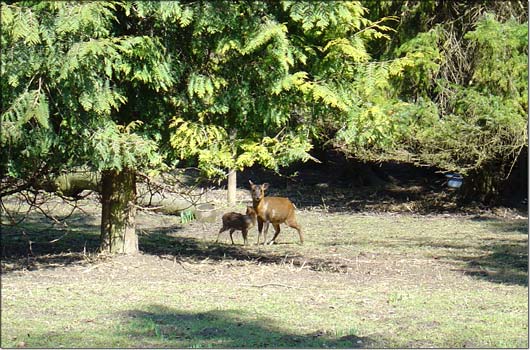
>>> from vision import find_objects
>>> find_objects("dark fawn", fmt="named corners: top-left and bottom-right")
top-left (216, 206), bottom-right (257, 245)
top-left (249, 180), bottom-right (304, 245)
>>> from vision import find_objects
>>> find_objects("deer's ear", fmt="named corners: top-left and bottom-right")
top-left (262, 183), bottom-right (269, 191)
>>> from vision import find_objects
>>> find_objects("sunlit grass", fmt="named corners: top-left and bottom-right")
top-left (1, 202), bottom-right (527, 348)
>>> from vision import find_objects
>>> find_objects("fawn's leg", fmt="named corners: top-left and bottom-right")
top-left (242, 228), bottom-right (248, 245)
top-left (229, 229), bottom-right (235, 245)
top-left (216, 226), bottom-right (226, 243)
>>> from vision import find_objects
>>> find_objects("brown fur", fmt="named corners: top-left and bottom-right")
top-left (249, 180), bottom-right (304, 245)
top-left (216, 206), bottom-right (257, 245)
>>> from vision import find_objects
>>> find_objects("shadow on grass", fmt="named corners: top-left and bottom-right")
top-left (454, 241), bottom-right (528, 286)
top-left (1, 210), bottom-right (344, 274)
top-left (139, 227), bottom-right (354, 274)
top-left (121, 304), bottom-right (375, 348)
top-left (474, 217), bottom-right (529, 235)
top-left (1, 212), bottom-right (101, 272)
top-left (443, 219), bottom-right (527, 286)
top-left (2, 206), bottom-right (527, 286)
top-left (412, 218), bottom-right (528, 286)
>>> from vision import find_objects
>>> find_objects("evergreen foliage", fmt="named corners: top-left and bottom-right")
top-left (1, 1), bottom-right (173, 183)
top-left (344, 1), bottom-right (528, 202)
top-left (160, 1), bottom-right (395, 178)
top-left (1, 0), bottom-right (527, 204)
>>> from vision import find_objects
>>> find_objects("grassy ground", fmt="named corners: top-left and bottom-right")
top-left (1, 195), bottom-right (528, 348)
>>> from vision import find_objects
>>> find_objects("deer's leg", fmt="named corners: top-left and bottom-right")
top-left (256, 218), bottom-right (264, 245)
top-left (269, 223), bottom-right (281, 244)
top-left (242, 228), bottom-right (248, 246)
top-left (216, 226), bottom-right (226, 243)
top-left (287, 217), bottom-right (304, 244)
top-left (262, 221), bottom-right (270, 245)
top-left (229, 229), bottom-right (235, 245)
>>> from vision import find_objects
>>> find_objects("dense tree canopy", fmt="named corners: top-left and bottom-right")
top-left (1, 1), bottom-right (398, 184)
top-left (1, 1), bottom-right (527, 253)
top-left (355, 1), bottom-right (528, 202)
top-left (1, 1), bottom-right (397, 252)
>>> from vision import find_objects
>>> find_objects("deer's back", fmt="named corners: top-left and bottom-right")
top-left (222, 212), bottom-right (252, 230)
top-left (256, 197), bottom-right (296, 223)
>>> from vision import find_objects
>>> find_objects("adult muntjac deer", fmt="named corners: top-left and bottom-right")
top-left (249, 180), bottom-right (304, 245)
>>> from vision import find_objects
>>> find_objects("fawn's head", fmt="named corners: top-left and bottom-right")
top-left (249, 180), bottom-right (269, 202)
top-left (245, 206), bottom-right (257, 225)
top-left (245, 206), bottom-right (257, 217)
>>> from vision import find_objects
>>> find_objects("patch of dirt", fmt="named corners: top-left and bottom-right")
top-left (1, 158), bottom-right (527, 290)
top-left (1, 240), bottom-right (460, 298)
top-left (2, 188), bottom-right (526, 289)
top-left (2, 158), bottom-right (527, 348)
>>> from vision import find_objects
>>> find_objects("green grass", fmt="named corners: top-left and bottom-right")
top-left (1, 201), bottom-right (528, 348)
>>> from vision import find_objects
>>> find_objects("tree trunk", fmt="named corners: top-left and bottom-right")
top-left (227, 169), bottom-right (237, 205)
top-left (100, 168), bottom-right (138, 254)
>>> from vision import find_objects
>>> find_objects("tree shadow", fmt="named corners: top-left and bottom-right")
top-left (1, 204), bottom-right (351, 276)
top-left (236, 161), bottom-right (528, 215)
top-left (317, 217), bottom-right (528, 286)
top-left (471, 217), bottom-right (529, 234)
top-left (120, 304), bottom-right (376, 348)
top-left (408, 219), bottom-right (528, 286)
top-left (1, 208), bottom-right (349, 275)
top-left (453, 241), bottom-right (528, 286)
top-left (1, 212), bottom-right (101, 272)
top-left (139, 228), bottom-right (352, 274)
top-left (236, 161), bottom-right (463, 214)
top-left (445, 219), bottom-right (527, 286)
top-left (3, 200), bottom-right (527, 287)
